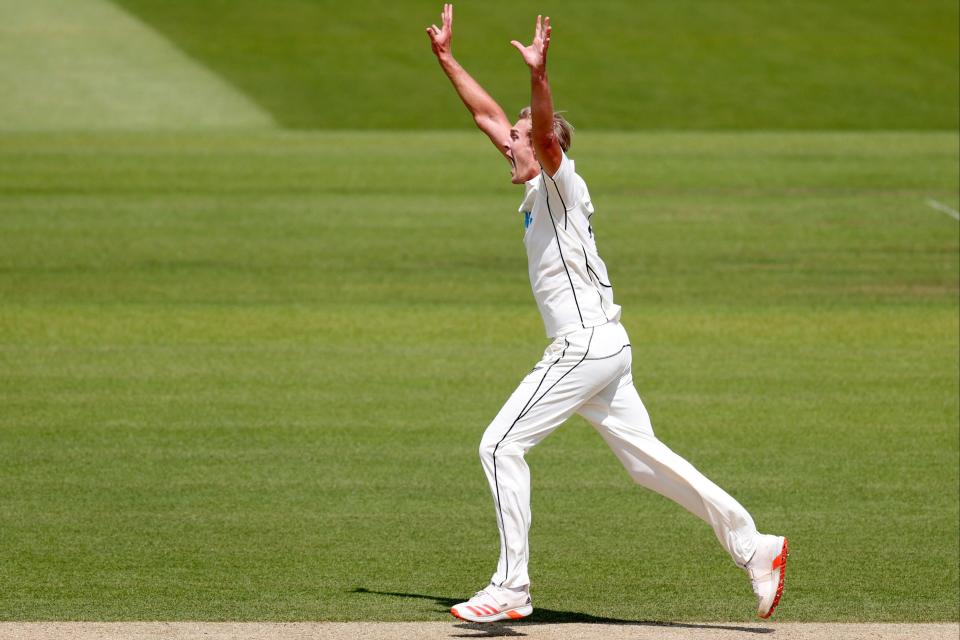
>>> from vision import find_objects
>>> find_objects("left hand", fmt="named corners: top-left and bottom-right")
top-left (426, 3), bottom-right (454, 59)
top-left (510, 15), bottom-right (550, 72)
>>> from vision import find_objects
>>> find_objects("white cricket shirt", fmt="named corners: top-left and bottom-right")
top-left (518, 152), bottom-right (621, 338)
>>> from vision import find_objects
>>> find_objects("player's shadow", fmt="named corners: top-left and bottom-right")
top-left (351, 587), bottom-right (773, 638)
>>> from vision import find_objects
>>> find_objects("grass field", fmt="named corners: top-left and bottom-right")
top-left (10, 0), bottom-right (955, 130)
top-left (0, 130), bottom-right (957, 622)
top-left (1, 0), bottom-right (957, 628)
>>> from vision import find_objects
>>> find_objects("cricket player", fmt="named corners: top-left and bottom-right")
top-left (426, 4), bottom-right (787, 624)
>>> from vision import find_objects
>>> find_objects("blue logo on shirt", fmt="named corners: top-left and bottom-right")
top-left (523, 211), bottom-right (533, 229)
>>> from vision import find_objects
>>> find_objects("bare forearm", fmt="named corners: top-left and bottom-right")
top-left (437, 53), bottom-right (509, 126)
top-left (529, 70), bottom-right (555, 146)
top-left (512, 14), bottom-right (561, 172)
top-left (427, 4), bottom-right (510, 151)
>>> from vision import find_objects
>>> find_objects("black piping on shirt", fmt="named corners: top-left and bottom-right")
top-left (544, 169), bottom-right (570, 230)
top-left (542, 173), bottom-right (585, 329)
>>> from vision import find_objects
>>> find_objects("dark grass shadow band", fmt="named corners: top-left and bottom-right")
top-left (351, 588), bottom-right (774, 635)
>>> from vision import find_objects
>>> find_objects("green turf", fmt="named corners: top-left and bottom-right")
top-left (0, 130), bottom-right (956, 621)
top-left (112, 0), bottom-right (959, 130)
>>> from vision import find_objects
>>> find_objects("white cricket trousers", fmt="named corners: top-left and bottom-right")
top-left (479, 321), bottom-right (759, 590)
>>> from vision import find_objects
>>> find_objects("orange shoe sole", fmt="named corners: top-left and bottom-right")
top-left (759, 537), bottom-right (788, 619)
top-left (451, 604), bottom-right (531, 623)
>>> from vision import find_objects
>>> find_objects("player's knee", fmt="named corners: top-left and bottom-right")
top-left (480, 437), bottom-right (528, 464)
top-left (479, 431), bottom-right (498, 462)
top-left (478, 439), bottom-right (492, 461)
top-left (479, 423), bottom-right (515, 461)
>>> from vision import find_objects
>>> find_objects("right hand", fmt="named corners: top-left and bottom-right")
top-left (510, 15), bottom-right (550, 74)
top-left (426, 3), bottom-right (453, 58)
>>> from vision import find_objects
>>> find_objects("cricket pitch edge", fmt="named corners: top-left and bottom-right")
top-left (0, 622), bottom-right (957, 639)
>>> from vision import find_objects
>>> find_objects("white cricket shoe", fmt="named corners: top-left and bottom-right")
top-left (450, 585), bottom-right (533, 623)
top-left (746, 534), bottom-right (788, 618)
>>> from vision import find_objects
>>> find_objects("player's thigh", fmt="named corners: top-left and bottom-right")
top-left (481, 330), bottom-right (610, 452)
top-left (578, 370), bottom-right (656, 440)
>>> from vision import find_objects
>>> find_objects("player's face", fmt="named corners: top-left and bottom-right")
top-left (505, 117), bottom-right (539, 184)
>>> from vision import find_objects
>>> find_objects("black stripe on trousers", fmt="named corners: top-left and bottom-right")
top-left (584, 343), bottom-right (631, 361)
top-left (489, 344), bottom-right (563, 588)
top-left (492, 327), bottom-right (595, 587)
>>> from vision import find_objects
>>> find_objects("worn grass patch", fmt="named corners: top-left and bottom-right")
top-left (0, 0), bottom-right (273, 131)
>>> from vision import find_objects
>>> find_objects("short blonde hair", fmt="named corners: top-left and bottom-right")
top-left (518, 107), bottom-right (574, 152)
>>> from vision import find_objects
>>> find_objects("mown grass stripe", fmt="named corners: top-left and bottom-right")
top-left (0, 0), bottom-right (274, 131)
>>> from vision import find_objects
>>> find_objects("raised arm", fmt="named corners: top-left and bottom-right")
top-left (510, 15), bottom-right (562, 176)
top-left (427, 4), bottom-right (511, 159)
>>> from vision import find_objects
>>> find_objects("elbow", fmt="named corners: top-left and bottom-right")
top-left (473, 113), bottom-right (499, 135)
top-left (533, 131), bottom-right (557, 153)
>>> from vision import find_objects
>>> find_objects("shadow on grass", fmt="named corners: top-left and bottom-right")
top-left (351, 587), bottom-right (773, 637)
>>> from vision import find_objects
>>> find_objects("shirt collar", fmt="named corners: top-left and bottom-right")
top-left (517, 155), bottom-right (574, 212)
top-left (518, 173), bottom-right (540, 213)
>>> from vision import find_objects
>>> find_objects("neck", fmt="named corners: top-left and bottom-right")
top-left (516, 165), bottom-right (540, 184)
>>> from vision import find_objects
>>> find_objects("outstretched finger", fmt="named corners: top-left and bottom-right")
top-left (534, 14), bottom-right (542, 41)
top-left (543, 17), bottom-right (551, 50)
top-left (509, 39), bottom-right (525, 54)
top-left (444, 3), bottom-right (452, 28)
